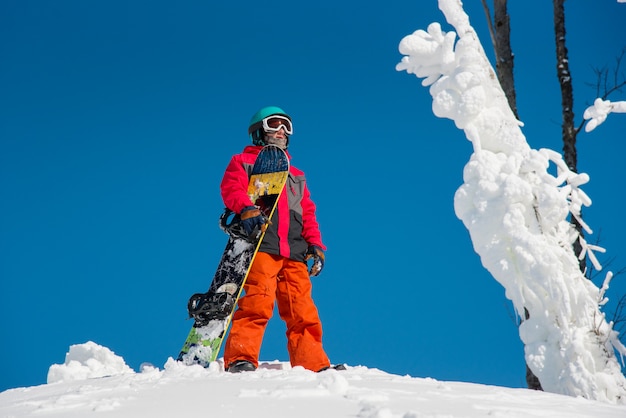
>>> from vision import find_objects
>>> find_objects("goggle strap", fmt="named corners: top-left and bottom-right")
top-left (248, 121), bottom-right (264, 135)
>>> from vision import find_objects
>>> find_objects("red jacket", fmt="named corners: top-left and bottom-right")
top-left (220, 145), bottom-right (326, 262)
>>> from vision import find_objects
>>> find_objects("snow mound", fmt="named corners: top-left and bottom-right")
top-left (47, 341), bottom-right (135, 383)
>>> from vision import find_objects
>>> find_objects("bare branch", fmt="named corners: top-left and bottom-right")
top-left (599, 48), bottom-right (626, 100)
top-left (611, 294), bottom-right (626, 345)
top-left (481, 0), bottom-right (497, 56)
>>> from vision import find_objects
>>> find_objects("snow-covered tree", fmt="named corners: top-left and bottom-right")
top-left (480, 0), bottom-right (541, 391)
top-left (397, 0), bottom-right (626, 403)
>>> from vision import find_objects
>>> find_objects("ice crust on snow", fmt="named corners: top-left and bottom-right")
top-left (397, 0), bottom-right (626, 404)
top-left (2, 341), bottom-right (625, 418)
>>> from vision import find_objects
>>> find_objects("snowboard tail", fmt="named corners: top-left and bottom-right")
top-left (177, 145), bottom-right (289, 367)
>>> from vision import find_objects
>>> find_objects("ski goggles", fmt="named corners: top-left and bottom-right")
top-left (262, 115), bottom-right (293, 135)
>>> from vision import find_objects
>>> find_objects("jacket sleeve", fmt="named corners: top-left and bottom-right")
top-left (220, 155), bottom-right (254, 214)
top-left (300, 182), bottom-right (327, 251)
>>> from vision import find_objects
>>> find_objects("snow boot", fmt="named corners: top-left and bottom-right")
top-left (318, 364), bottom-right (347, 372)
top-left (227, 360), bottom-right (257, 373)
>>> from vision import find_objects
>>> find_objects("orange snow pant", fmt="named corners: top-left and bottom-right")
top-left (223, 252), bottom-right (330, 372)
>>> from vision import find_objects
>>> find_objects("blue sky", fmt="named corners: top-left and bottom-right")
top-left (1, 0), bottom-right (625, 392)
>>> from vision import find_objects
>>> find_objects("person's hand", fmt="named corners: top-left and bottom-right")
top-left (240, 206), bottom-right (267, 238)
top-left (305, 245), bottom-right (325, 277)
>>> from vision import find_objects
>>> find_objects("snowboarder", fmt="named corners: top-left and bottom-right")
top-left (220, 106), bottom-right (333, 373)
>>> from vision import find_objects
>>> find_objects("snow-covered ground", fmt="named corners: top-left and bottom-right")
top-left (1, 342), bottom-right (625, 418)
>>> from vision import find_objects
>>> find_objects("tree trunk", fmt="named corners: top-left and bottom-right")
top-left (493, 0), bottom-right (519, 119)
top-left (553, 0), bottom-right (586, 272)
top-left (524, 308), bottom-right (543, 390)
top-left (488, 0), bottom-right (542, 391)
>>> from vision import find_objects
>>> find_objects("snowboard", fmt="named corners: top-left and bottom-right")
top-left (177, 145), bottom-right (289, 367)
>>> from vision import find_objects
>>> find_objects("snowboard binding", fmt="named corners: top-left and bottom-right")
top-left (187, 291), bottom-right (236, 326)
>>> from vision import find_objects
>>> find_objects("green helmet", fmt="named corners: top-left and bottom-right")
top-left (248, 106), bottom-right (292, 146)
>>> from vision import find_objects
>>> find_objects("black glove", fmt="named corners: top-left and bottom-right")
top-left (305, 245), bottom-right (325, 277)
top-left (240, 206), bottom-right (267, 238)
